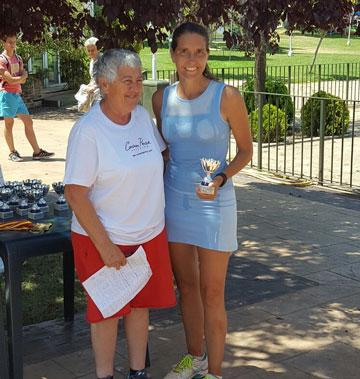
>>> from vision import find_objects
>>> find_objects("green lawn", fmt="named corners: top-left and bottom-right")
top-left (139, 28), bottom-right (360, 72)
top-left (1, 254), bottom-right (86, 326)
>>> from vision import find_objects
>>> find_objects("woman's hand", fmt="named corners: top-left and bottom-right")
top-left (195, 176), bottom-right (223, 201)
top-left (100, 241), bottom-right (127, 270)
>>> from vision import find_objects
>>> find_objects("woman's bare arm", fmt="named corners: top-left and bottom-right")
top-left (220, 85), bottom-right (253, 178)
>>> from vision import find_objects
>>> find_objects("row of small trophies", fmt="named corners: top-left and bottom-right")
top-left (0, 158), bottom-right (219, 221)
top-left (0, 180), bottom-right (69, 220)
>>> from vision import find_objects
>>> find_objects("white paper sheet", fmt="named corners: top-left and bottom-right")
top-left (82, 246), bottom-right (152, 318)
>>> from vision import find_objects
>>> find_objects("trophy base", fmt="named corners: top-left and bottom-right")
top-left (28, 211), bottom-right (44, 220)
top-left (17, 208), bottom-right (29, 216)
top-left (38, 205), bottom-right (50, 213)
top-left (0, 210), bottom-right (14, 219)
top-left (198, 184), bottom-right (215, 195)
top-left (54, 202), bottom-right (69, 212)
top-left (8, 202), bottom-right (19, 210)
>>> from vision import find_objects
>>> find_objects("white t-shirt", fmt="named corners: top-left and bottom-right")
top-left (64, 102), bottom-right (166, 245)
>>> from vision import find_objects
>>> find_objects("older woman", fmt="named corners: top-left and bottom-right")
top-left (64, 49), bottom-right (176, 379)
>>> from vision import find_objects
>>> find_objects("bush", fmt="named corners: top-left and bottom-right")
top-left (60, 50), bottom-right (89, 90)
top-left (250, 104), bottom-right (287, 142)
top-left (242, 78), bottom-right (294, 122)
top-left (301, 91), bottom-right (350, 137)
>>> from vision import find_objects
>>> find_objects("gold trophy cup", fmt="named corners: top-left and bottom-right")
top-left (198, 158), bottom-right (221, 195)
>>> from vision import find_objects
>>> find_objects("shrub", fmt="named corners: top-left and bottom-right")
top-left (242, 78), bottom-right (294, 122)
top-left (301, 91), bottom-right (350, 137)
top-left (60, 50), bottom-right (89, 90)
top-left (250, 104), bottom-right (287, 142)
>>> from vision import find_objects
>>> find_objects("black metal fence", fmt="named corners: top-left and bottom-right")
top-left (232, 91), bottom-right (360, 191)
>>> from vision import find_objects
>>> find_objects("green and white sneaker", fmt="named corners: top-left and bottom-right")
top-left (203, 375), bottom-right (222, 379)
top-left (164, 353), bottom-right (208, 379)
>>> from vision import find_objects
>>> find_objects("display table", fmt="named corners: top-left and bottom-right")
top-left (0, 210), bottom-right (74, 379)
top-left (0, 299), bottom-right (9, 379)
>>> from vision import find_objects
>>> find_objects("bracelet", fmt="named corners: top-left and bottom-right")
top-left (214, 172), bottom-right (228, 187)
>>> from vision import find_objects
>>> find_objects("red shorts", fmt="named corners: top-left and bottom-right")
top-left (71, 228), bottom-right (176, 323)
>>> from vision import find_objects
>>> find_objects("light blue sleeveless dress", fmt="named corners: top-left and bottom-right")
top-left (161, 80), bottom-right (238, 252)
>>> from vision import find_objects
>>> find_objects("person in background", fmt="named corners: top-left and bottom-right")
top-left (84, 36), bottom-right (101, 89)
top-left (64, 49), bottom-right (176, 379)
top-left (75, 36), bottom-right (102, 112)
top-left (0, 33), bottom-right (54, 162)
top-left (153, 22), bottom-right (253, 379)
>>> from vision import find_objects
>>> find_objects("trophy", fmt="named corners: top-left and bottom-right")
top-left (16, 186), bottom-right (30, 216)
top-left (0, 187), bottom-right (14, 219)
top-left (198, 158), bottom-right (221, 195)
top-left (27, 189), bottom-right (44, 220)
top-left (23, 179), bottom-right (33, 188)
top-left (37, 184), bottom-right (50, 213)
top-left (52, 182), bottom-right (69, 212)
top-left (7, 182), bottom-right (21, 210)
top-left (31, 179), bottom-right (42, 186)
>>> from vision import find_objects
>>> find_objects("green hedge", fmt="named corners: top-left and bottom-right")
top-left (301, 91), bottom-right (350, 137)
top-left (242, 78), bottom-right (294, 122)
top-left (60, 51), bottom-right (89, 90)
top-left (250, 104), bottom-right (287, 142)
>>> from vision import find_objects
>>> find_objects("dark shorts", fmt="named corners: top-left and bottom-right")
top-left (71, 228), bottom-right (176, 323)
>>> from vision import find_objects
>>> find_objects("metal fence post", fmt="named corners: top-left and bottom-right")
top-left (257, 93), bottom-right (264, 170)
top-left (288, 66), bottom-right (292, 95)
top-left (318, 99), bottom-right (326, 185)
top-left (346, 62), bottom-right (350, 102)
top-left (318, 64), bottom-right (322, 93)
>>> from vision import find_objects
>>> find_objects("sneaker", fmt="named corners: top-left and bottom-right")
top-left (203, 375), bottom-right (222, 379)
top-left (32, 148), bottom-right (54, 160)
top-left (126, 369), bottom-right (148, 378)
top-left (8, 150), bottom-right (23, 162)
top-left (164, 353), bottom-right (208, 379)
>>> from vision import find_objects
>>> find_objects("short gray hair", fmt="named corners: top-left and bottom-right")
top-left (93, 49), bottom-right (142, 84)
top-left (84, 36), bottom-right (98, 46)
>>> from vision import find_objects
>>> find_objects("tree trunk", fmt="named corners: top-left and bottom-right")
top-left (254, 32), bottom-right (267, 93)
top-left (309, 32), bottom-right (326, 74)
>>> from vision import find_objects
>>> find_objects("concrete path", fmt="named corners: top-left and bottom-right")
top-left (1, 108), bottom-right (360, 378)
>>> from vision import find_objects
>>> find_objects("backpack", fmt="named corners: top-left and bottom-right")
top-left (0, 53), bottom-right (23, 89)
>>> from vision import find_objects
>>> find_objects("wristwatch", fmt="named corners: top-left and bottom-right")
top-left (214, 172), bottom-right (227, 187)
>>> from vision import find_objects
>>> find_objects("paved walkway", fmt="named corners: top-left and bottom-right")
top-left (1, 108), bottom-right (360, 378)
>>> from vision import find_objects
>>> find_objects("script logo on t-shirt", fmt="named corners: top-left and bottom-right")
top-left (125, 137), bottom-right (152, 157)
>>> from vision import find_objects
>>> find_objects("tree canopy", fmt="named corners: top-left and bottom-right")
top-left (1, 0), bottom-right (355, 51)
top-left (0, 1), bottom-right (86, 42)
top-left (86, 0), bottom-right (184, 52)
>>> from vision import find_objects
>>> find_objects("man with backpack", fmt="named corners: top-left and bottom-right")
top-left (0, 33), bottom-right (54, 162)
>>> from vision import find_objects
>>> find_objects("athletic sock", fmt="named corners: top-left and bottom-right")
top-left (191, 352), bottom-right (207, 360)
